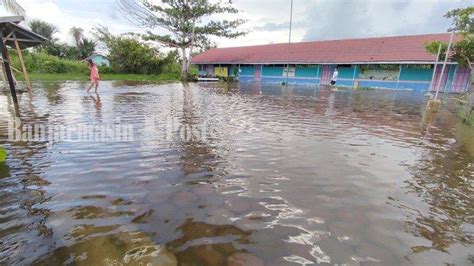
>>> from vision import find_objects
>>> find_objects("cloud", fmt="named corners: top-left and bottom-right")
top-left (253, 20), bottom-right (306, 32)
top-left (301, 0), bottom-right (470, 41)
top-left (13, 0), bottom-right (473, 49)
top-left (220, 0), bottom-right (471, 46)
top-left (17, 0), bottom-right (144, 45)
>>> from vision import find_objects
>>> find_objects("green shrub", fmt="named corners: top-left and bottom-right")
top-left (9, 50), bottom-right (88, 74)
top-left (99, 66), bottom-right (115, 74)
top-left (107, 37), bottom-right (180, 76)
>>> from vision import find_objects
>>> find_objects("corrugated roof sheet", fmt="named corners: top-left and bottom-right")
top-left (191, 33), bottom-right (456, 64)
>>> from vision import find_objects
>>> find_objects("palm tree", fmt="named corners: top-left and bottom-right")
top-left (79, 38), bottom-right (96, 59)
top-left (29, 19), bottom-right (58, 42)
top-left (0, 0), bottom-right (25, 16)
top-left (69, 27), bottom-right (84, 48)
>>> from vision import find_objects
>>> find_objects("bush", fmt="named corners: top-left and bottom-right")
top-left (98, 66), bottom-right (115, 74)
top-left (107, 37), bottom-right (180, 75)
top-left (9, 50), bottom-right (88, 74)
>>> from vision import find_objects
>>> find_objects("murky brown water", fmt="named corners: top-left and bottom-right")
top-left (0, 81), bottom-right (473, 265)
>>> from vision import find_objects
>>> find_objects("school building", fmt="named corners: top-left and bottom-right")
top-left (191, 33), bottom-right (470, 93)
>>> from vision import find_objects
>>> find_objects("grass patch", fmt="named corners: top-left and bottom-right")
top-left (463, 112), bottom-right (474, 126)
top-left (25, 72), bottom-right (181, 82)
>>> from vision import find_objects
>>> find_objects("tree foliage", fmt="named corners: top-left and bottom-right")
top-left (68, 27), bottom-right (96, 59)
top-left (426, 6), bottom-right (474, 122)
top-left (29, 19), bottom-right (59, 42)
top-left (80, 38), bottom-right (96, 59)
top-left (70, 27), bottom-right (84, 47)
top-left (28, 19), bottom-right (61, 55)
top-left (116, 0), bottom-right (246, 79)
top-left (94, 26), bottom-right (180, 75)
top-left (425, 7), bottom-right (474, 73)
top-left (445, 7), bottom-right (474, 33)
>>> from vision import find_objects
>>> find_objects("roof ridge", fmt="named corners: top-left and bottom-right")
top-left (212, 32), bottom-right (451, 50)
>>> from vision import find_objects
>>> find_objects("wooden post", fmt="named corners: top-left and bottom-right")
top-left (13, 34), bottom-right (30, 90)
top-left (0, 62), bottom-right (6, 89)
top-left (0, 31), bottom-right (19, 108)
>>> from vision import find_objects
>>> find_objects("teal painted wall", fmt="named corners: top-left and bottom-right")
top-left (444, 65), bottom-right (457, 91)
top-left (92, 55), bottom-right (110, 67)
top-left (240, 66), bottom-right (254, 76)
top-left (228, 66), bottom-right (239, 77)
top-left (262, 66), bottom-right (284, 76)
top-left (295, 66), bottom-right (320, 78)
top-left (399, 67), bottom-right (433, 81)
top-left (338, 66), bottom-right (357, 79)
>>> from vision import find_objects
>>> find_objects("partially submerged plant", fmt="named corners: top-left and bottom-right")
top-left (0, 146), bottom-right (6, 163)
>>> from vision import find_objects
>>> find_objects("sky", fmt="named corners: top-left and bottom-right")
top-left (4, 0), bottom-right (472, 48)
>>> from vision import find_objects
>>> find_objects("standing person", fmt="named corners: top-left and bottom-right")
top-left (86, 59), bottom-right (100, 93)
top-left (330, 67), bottom-right (339, 86)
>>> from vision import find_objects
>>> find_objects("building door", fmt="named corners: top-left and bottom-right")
top-left (321, 65), bottom-right (334, 85)
top-left (254, 65), bottom-right (262, 82)
top-left (206, 65), bottom-right (214, 76)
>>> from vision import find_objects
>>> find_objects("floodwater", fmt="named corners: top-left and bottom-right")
top-left (0, 81), bottom-right (473, 265)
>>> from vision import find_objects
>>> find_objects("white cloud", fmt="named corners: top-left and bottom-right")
top-left (10, 0), bottom-right (473, 49)
top-left (17, 0), bottom-right (143, 45)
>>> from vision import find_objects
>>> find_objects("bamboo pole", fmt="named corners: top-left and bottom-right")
top-left (13, 34), bottom-right (30, 90)
top-left (0, 59), bottom-right (21, 73)
top-left (429, 44), bottom-right (442, 93)
top-left (434, 32), bottom-right (455, 100)
top-left (285, 0), bottom-right (294, 86)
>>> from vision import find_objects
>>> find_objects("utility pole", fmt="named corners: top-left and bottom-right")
top-left (285, 0), bottom-right (294, 86)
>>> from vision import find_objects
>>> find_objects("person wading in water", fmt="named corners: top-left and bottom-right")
top-left (86, 59), bottom-right (100, 93)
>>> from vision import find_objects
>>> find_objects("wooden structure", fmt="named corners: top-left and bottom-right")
top-left (0, 16), bottom-right (47, 108)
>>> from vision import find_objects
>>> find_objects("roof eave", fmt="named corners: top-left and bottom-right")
top-left (191, 61), bottom-right (457, 65)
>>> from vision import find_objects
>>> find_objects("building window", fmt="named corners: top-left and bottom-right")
top-left (404, 64), bottom-right (433, 69)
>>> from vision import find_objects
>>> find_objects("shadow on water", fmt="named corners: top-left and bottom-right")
top-left (0, 81), bottom-right (472, 265)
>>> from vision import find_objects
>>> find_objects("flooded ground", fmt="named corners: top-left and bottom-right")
top-left (0, 81), bottom-right (473, 265)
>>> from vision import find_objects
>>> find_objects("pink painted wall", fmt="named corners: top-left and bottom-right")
top-left (254, 65), bottom-right (262, 82)
top-left (450, 68), bottom-right (470, 93)
top-left (430, 65), bottom-right (471, 93)
top-left (430, 66), bottom-right (450, 92)
top-left (320, 65), bottom-right (334, 85)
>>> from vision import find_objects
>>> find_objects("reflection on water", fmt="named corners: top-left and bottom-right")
top-left (0, 81), bottom-right (473, 265)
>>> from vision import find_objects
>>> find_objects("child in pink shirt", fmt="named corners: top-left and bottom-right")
top-left (86, 59), bottom-right (100, 93)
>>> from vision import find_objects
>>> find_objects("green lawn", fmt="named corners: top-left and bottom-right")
top-left (26, 72), bottom-right (181, 82)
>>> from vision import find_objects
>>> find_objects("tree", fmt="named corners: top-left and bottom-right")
top-left (94, 26), bottom-right (178, 75)
top-left (69, 27), bottom-right (84, 48)
top-left (426, 7), bottom-right (474, 123)
top-left (28, 19), bottom-right (59, 49)
top-left (79, 38), bottom-right (96, 59)
top-left (68, 27), bottom-right (96, 59)
top-left (116, 0), bottom-right (246, 80)
top-left (445, 7), bottom-right (474, 33)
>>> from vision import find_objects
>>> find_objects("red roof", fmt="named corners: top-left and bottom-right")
top-left (192, 33), bottom-right (457, 64)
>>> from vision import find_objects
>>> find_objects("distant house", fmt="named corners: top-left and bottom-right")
top-left (192, 33), bottom-right (470, 93)
top-left (85, 53), bottom-right (110, 67)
